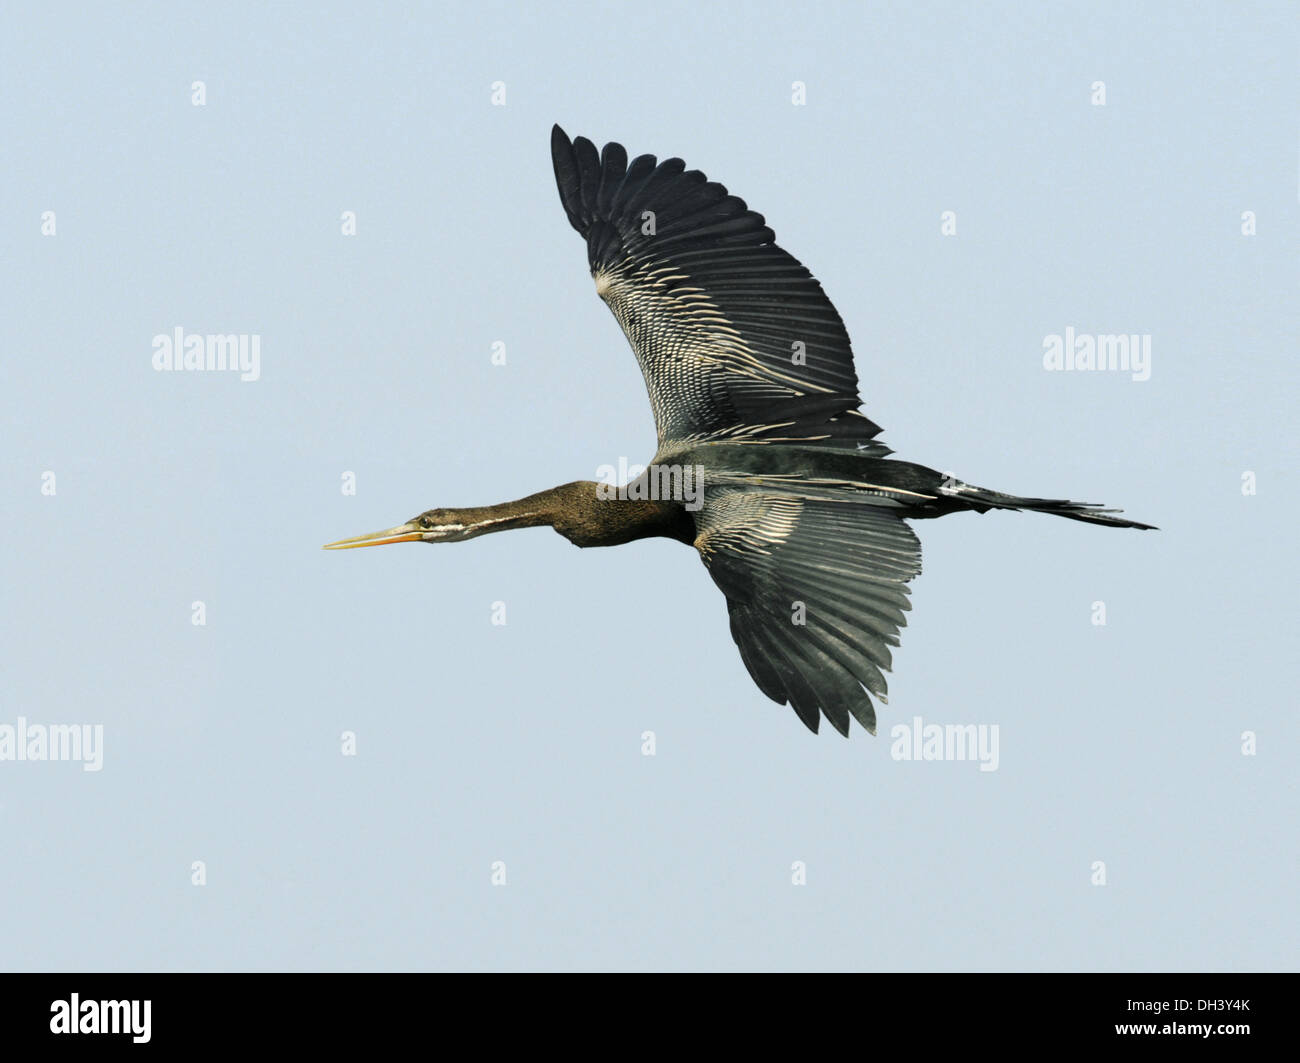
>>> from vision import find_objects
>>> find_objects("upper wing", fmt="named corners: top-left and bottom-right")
top-left (551, 125), bottom-right (884, 451)
top-left (694, 487), bottom-right (922, 736)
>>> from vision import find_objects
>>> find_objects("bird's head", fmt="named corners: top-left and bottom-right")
top-left (322, 509), bottom-right (478, 550)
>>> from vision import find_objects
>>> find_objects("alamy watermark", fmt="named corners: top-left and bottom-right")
top-left (152, 327), bottom-right (260, 381)
top-left (596, 458), bottom-right (704, 511)
top-left (1042, 327), bottom-right (1150, 381)
top-left (50, 994), bottom-right (150, 1043)
top-left (890, 715), bottom-right (999, 772)
top-left (0, 717), bottom-right (103, 772)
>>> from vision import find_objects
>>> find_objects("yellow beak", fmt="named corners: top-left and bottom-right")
top-left (322, 522), bottom-right (423, 550)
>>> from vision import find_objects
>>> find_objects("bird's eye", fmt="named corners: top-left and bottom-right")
top-left (419, 516), bottom-right (434, 529)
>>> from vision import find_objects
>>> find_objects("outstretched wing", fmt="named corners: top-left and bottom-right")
top-left (694, 487), bottom-right (922, 736)
top-left (551, 125), bottom-right (884, 452)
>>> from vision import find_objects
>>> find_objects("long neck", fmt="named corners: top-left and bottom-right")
top-left (450, 482), bottom-right (696, 548)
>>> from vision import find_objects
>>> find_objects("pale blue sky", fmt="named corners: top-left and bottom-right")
top-left (2, 1), bottom-right (1296, 971)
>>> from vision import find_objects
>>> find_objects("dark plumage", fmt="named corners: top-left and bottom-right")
top-left (325, 125), bottom-right (1155, 738)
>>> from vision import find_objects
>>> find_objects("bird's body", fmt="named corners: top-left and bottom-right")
top-left (326, 126), bottom-right (1154, 737)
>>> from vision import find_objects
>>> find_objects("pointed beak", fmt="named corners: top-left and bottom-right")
top-left (322, 522), bottom-right (423, 550)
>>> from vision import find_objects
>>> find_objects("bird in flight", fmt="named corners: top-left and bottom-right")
top-left (325, 125), bottom-right (1154, 737)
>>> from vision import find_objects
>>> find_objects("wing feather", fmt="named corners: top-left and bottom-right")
top-left (694, 487), bottom-right (922, 736)
top-left (552, 125), bottom-right (887, 453)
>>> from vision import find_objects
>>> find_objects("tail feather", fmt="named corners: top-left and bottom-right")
top-left (950, 484), bottom-right (1157, 530)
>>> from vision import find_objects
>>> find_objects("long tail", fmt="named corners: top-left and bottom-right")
top-left (951, 483), bottom-right (1158, 530)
